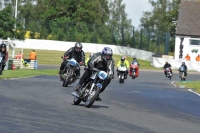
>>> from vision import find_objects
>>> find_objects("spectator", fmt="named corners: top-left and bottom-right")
top-left (184, 54), bottom-right (190, 61)
top-left (15, 51), bottom-right (24, 59)
top-left (29, 50), bottom-right (37, 60)
top-left (196, 54), bottom-right (200, 61)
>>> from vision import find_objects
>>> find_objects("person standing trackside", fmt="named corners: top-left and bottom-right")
top-left (29, 50), bottom-right (37, 60)
top-left (196, 54), bottom-right (200, 61)
top-left (184, 54), bottom-right (190, 61)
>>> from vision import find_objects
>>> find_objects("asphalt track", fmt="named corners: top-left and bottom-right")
top-left (0, 67), bottom-right (200, 133)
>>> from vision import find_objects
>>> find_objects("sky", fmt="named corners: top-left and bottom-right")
top-left (123, 0), bottom-right (153, 28)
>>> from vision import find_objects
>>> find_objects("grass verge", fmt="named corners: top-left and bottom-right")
top-left (176, 81), bottom-right (200, 94)
top-left (12, 48), bottom-right (159, 69)
top-left (0, 69), bottom-right (58, 79)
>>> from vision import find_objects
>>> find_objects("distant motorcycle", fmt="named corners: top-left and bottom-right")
top-left (165, 67), bottom-right (172, 80)
top-left (71, 69), bottom-right (108, 108)
top-left (118, 65), bottom-right (127, 83)
top-left (0, 56), bottom-right (3, 75)
top-left (60, 57), bottom-right (79, 87)
top-left (179, 66), bottom-right (186, 81)
top-left (130, 63), bottom-right (138, 79)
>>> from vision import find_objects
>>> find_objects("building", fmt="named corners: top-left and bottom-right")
top-left (175, 0), bottom-right (200, 61)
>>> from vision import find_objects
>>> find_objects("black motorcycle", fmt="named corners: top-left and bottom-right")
top-left (179, 66), bottom-right (186, 81)
top-left (60, 57), bottom-right (78, 87)
top-left (0, 56), bottom-right (3, 75)
top-left (71, 69), bottom-right (108, 108)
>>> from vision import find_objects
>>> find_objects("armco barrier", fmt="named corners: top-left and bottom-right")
top-left (13, 39), bottom-right (154, 61)
top-left (152, 57), bottom-right (200, 72)
top-left (9, 59), bottom-right (38, 70)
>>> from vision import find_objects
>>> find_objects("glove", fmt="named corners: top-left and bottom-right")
top-left (79, 62), bottom-right (83, 65)
top-left (64, 56), bottom-right (68, 60)
top-left (109, 74), bottom-right (114, 79)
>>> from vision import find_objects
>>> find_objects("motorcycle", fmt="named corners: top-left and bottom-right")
top-left (130, 63), bottom-right (138, 79)
top-left (118, 65), bottom-right (127, 83)
top-left (71, 69), bottom-right (108, 108)
top-left (60, 57), bottom-right (78, 87)
top-left (0, 56), bottom-right (3, 74)
top-left (165, 67), bottom-right (172, 80)
top-left (179, 66), bottom-right (186, 81)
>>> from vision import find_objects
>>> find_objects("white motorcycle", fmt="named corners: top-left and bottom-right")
top-left (118, 65), bottom-right (127, 83)
top-left (166, 67), bottom-right (172, 80)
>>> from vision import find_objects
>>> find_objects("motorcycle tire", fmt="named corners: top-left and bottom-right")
top-left (85, 86), bottom-right (101, 108)
top-left (63, 69), bottom-right (73, 87)
top-left (73, 96), bottom-right (81, 105)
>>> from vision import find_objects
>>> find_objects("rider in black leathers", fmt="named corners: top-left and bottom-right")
top-left (163, 61), bottom-right (173, 77)
top-left (59, 42), bottom-right (85, 78)
top-left (73, 47), bottom-right (115, 101)
top-left (178, 62), bottom-right (187, 76)
top-left (0, 44), bottom-right (8, 75)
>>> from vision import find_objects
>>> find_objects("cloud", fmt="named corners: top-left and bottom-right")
top-left (123, 0), bottom-right (153, 27)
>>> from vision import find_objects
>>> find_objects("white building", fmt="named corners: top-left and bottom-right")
top-left (175, 0), bottom-right (200, 61)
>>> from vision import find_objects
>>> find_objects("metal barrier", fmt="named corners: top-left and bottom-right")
top-left (6, 59), bottom-right (38, 70)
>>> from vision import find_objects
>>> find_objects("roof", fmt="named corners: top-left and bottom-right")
top-left (176, 0), bottom-right (200, 37)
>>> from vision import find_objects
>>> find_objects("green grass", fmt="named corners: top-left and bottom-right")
top-left (0, 69), bottom-right (58, 79)
top-left (11, 48), bottom-right (158, 69)
top-left (176, 81), bottom-right (200, 94)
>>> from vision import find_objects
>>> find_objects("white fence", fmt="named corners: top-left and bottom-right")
top-left (13, 39), bottom-right (154, 61)
top-left (152, 57), bottom-right (200, 72)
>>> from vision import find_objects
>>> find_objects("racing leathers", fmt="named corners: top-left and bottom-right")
top-left (178, 64), bottom-right (187, 76)
top-left (59, 47), bottom-right (85, 77)
top-left (74, 52), bottom-right (115, 95)
top-left (0, 50), bottom-right (8, 75)
top-left (163, 63), bottom-right (172, 76)
top-left (117, 60), bottom-right (129, 79)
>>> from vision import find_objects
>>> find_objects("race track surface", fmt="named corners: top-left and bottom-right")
top-left (0, 70), bottom-right (200, 133)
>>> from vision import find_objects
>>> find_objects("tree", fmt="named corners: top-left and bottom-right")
top-left (139, 0), bottom-right (181, 52)
top-left (0, 5), bottom-right (25, 40)
top-left (108, 0), bottom-right (132, 45)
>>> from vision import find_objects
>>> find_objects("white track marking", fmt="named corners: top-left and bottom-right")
top-left (171, 81), bottom-right (177, 87)
top-left (188, 89), bottom-right (200, 97)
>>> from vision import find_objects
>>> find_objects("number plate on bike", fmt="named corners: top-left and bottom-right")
top-left (96, 83), bottom-right (102, 89)
top-left (69, 59), bottom-right (77, 66)
top-left (98, 71), bottom-right (107, 80)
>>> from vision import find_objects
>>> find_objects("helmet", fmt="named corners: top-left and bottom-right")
top-left (121, 56), bottom-right (125, 62)
top-left (182, 62), bottom-right (185, 65)
top-left (74, 42), bottom-right (83, 52)
top-left (0, 44), bottom-right (6, 51)
top-left (90, 53), bottom-right (94, 58)
top-left (101, 47), bottom-right (113, 61)
top-left (133, 57), bottom-right (136, 60)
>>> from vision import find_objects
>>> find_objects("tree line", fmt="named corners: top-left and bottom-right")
top-left (0, 0), bottom-right (181, 53)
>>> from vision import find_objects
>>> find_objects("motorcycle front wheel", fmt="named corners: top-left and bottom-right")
top-left (73, 96), bottom-right (81, 105)
top-left (85, 86), bottom-right (101, 108)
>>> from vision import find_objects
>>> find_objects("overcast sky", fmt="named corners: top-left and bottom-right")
top-left (123, 0), bottom-right (153, 28)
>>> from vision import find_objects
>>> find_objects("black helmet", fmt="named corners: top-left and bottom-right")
top-left (133, 57), bottom-right (136, 60)
top-left (0, 44), bottom-right (6, 50)
top-left (74, 42), bottom-right (83, 52)
top-left (121, 56), bottom-right (125, 62)
top-left (101, 47), bottom-right (113, 61)
top-left (182, 62), bottom-right (185, 65)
